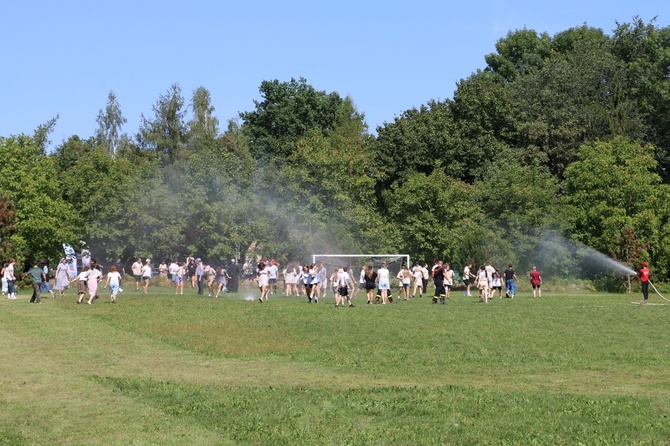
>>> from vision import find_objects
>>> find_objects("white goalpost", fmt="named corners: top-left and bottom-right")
top-left (312, 254), bottom-right (411, 282)
top-left (312, 254), bottom-right (410, 267)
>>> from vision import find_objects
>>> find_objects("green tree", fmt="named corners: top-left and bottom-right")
top-left (564, 137), bottom-right (669, 272)
top-left (485, 28), bottom-right (552, 82)
top-left (96, 90), bottom-right (127, 158)
top-left (138, 83), bottom-right (187, 164)
top-left (240, 78), bottom-right (346, 161)
top-left (0, 135), bottom-right (78, 264)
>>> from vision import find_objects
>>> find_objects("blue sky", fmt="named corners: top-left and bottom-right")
top-left (0, 1), bottom-right (665, 148)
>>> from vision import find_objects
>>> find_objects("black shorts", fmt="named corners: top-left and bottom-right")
top-left (463, 279), bottom-right (470, 286)
top-left (133, 274), bottom-right (141, 282)
top-left (532, 284), bottom-right (541, 289)
top-left (269, 278), bottom-right (277, 284)
top-left (339, 286), bottom-right (349, 297)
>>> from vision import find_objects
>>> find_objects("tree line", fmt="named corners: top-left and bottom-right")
top-left (1, 17), bottom-right (669, 283)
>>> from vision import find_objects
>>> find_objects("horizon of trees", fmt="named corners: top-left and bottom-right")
top-left (2, 17), bottom-right (670, 286)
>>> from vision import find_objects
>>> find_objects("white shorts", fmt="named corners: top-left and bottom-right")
top-left (379, 278), bottom-right (390, 290)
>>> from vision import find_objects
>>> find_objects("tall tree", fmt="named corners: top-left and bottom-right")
top-left (189, 86), bottom-right (219, 140)
top-left (96, 91), bottom-right (127, 158)
top-left (138, 83), bottom-right (187, 164)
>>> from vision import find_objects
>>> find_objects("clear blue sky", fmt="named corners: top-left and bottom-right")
top-left (0, 1), bottom-right (664, 148)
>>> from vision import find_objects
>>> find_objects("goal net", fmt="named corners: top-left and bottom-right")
top-left (312, 254), bottom-right (410, 287)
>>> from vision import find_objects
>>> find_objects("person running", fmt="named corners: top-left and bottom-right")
top-left (638, 261), bottom-right (651, 305)
top-left (308, 264), bottom-right (320, 303)
top-left (174, 261), bottom-right (185, 295)
top-left (72, 266), bottom-right (90, 304)
top-left (485, 261), bottom-right (495, 300)
top-left (256, 262), bottom-right (269, 302)
top-left (131, 258), bottom-right (143, 291)
top-left (215, 265), bottom-right (230, 297)
top-left (205, 263), bottom-right (217, 296)
top-left (463, 262), bottom-right (475, 297)
top-left (377, 261), bottom-right (391, 304)
top-left (55, 258), bottom-right (70, 297)
top-left (364, 266), bottom-right (378, 304)
top-left (477, 265), bottom-right (489, 303)
top-left (86, 264), bottom-right (103, 305)
top-left (103, 265), bottom-right (122, 303)
top-left (412, 263), bottom-right (423, 298)
top-left (432, 261), bottom-right (446, 304)
top-left (530, 265), bottom-right (542, 298)
top-left (504, 264), bottom-right (518, 298)
top-left (141, 259), bottom-right (152, 295)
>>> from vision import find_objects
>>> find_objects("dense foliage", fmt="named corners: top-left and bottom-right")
top-left (2, 18), bottom-right (669, 279)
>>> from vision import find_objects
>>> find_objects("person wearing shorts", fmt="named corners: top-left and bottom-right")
top-left (530, 265), bottom-right (542, 298)
top-left (131, 258), bottom-right (143, 291)
top-left (463, 263), bottom-right (475, 297)
top-left (335, 267), bottom-right (354, 307)
top-left (377, 262), bottom-right (390, 304)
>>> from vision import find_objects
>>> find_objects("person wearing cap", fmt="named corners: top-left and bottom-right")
top-left (638, 261), bottom-right (651, 305)
top-left (195, 258), bottom-right (204, 295)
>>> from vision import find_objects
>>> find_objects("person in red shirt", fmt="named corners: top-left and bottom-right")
top-left (529, 265), bottom-right (542, 298)
top-left (638, 261), bottom-right (650, 305)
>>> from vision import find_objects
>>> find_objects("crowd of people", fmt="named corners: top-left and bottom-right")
top-left (248, 259), bottom-right (542, 306)
top-left (5, 252), bottom-right (656, 306)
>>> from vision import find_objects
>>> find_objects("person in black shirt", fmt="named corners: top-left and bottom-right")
top-left (504, 264), bottom-right (518, 298)
top-left (432, 261), bottom-right (446, 304)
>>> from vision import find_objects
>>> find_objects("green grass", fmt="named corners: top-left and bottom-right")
top-left (1, 284), bottom-right (669, 445)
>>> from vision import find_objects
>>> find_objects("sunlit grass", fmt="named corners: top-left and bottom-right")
top-left (0, 284), bottom-right (668, 444)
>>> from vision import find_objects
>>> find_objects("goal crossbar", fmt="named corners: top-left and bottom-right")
top-left (312, 254), bottom-right (410, 268)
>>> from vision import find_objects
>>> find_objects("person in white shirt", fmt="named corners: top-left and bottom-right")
top-left (168, 260), bottom-right (178, 281)
top-left (3, 259), bottom-right (17, 299)
top-left (444, 263), bottom-right (454, 300)
top-left (174, 262), bottom-right (185, 295)
top-left (131, 258), bottom-right (143, 291)
top-left (104, 266), bottom-right (122, 303)
top-left (485, 261), bottom-right (495, 299)
top-left (267, 261), bottom-right (279, 295)
top-left (412, 263), bottom-right (423, 298)
top-left (141, 259), bottom-right (152, 295)
top-left (335, 267), bottom-right (354, 307)
top-left (256, 262), bottom-right (269, 302)
top-left (463, 263), bottom-right (475, 297)
top-left (377, 261), bottom-right (390, 304)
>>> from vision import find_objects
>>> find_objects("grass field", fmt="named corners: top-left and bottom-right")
top-left (1, 283), bottom-right (669, 445)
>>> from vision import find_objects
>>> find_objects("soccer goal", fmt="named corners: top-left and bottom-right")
top-left (311, 254), bottom-right (411, 282)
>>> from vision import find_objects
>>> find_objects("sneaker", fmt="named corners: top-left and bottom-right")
top-left (314, 298), bottom-right (318, 303)
top-left (349, 304), bottom-right (355, 307)
top-left (259, 297), bottom-right (263, 303)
